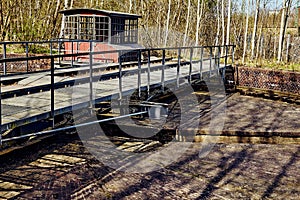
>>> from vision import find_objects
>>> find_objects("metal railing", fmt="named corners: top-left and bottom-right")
top-left (0, 42), bottom-right (235, 143)
top-left (0, 39), bottom-right (235, 75)
top-left (0, 39), bottom-right (66, 74)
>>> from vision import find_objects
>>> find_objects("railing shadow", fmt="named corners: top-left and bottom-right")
top-left (262, 146), bottom-right (300, 199)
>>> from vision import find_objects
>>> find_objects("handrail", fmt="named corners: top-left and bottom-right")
top-left (0, 44), bottom-right (235, 63)
top-left (0, 44), bottom-right (235, 144)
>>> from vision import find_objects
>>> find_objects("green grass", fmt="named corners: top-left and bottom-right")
top-left (0, 44), bottom-right (58, 55)
top-left (236, 59), bottom-right (300, 72)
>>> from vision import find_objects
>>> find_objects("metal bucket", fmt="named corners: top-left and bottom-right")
top-left (148, 105), bottom-right (164, 120)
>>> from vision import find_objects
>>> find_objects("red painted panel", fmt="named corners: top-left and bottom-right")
top-left (64, 42), bottom-right (118, 63)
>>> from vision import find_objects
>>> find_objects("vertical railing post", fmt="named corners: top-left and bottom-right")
top-left (58, 39), bottom-right (61, 64)
top-left (26, 42), bottom-right (29, 72)
top-left (189, 47), bottom-right (193, 83)
top-left (89, 41), bottom-right (93, 110)
top-left (71, 40), bottom-right (74, 67)
top-left (236, 58), bottom-right (239, 86)
top-left (161, 49), bottom-right (166, 92)
top-left (138, 49), bottom-right (142, 98)
top-left (177, 48), bottom-right (181, 88)
top-left (3, 43), bottom-right (6, 75)
top-left (231, 45), bottom-right (235, 65)
top-left (50, 57), bottom-right (55, 128)
top-left (118, 51), bottom-right (123, 100)
top-left (50, 41), bottom-right (53, 56)
top-left (199, 46), bottom-right (203, 80)
top-left (76, 40), bottom-right (79, 62)
top-left (223, 45), bottom-right (228, 81)
top-left (225, 45), bottom-right (228, 67)
top-left (209, 46), bottom-right (213, 77)
top-left (147, 49), bottom-right (151, 97)
top-left (217, 46), bottom-right (221, 74)
top-left (0, 68), bottom-right (2, 145)
top-left (232, 45), bottom-right (237, 89)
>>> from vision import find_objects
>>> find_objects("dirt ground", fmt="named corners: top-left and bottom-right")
top-left (0, 136), bottom-right (299, 200)
top-left (0, 94), bottom-right (299, 199)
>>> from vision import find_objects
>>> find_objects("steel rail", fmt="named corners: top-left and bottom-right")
top-left (1, 111), bottom-right (147, 143)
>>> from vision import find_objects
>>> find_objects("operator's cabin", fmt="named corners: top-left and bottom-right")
top-left (59, 8), bottom-right (142, 62)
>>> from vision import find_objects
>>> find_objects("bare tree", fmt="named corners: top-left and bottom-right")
top-left (59, 0), bottom-right (69, 38)
top-left (195, 0), bottom-right (205, 46)
top-left (129, 0), bottom-right (133, 13)
top-left (251, 0), bottom-right (260, 59)
top-left (214, 0), bottom-right (221, 47)
top-left (195, 0), bottom-right (201, 46)
top-left (242, 0), bottom-right (250, 63)
top-left (221, 0), bottom-right (225, 52)
top-left (0, 1), bottom-right (3, 40)
top-left (164, 0), bottom-right (171, 47)
top-left (277, 0), bottom-right (292, 62)
top-left (183, 0), bottom-right (191, 47)
top-left (226, 0), bottom-right (232, 45)
top-left (52, 0), bottom-right (61, 36)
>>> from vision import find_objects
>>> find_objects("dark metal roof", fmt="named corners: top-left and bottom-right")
top-left (59, 8), bottom-right (142, 19)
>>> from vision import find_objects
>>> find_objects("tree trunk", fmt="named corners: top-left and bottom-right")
top-left (129, 0), bottom-right (132, 13)
top-left (53, 0), bottom-right (61, 26)
top-left (195, 0), bottom-right (204, 46)
top-left (51, 0), bottom-right (61, 37)
top-left (273, 35), bottom-right (277, 59)
top-left (277, 0), bottom-right (292, 62)
top-left (226, 0), bottom-right (231, 45)
top-left (285, 34), bottom-right (290, 62)
top-left (277, 6), bottom-right (286, 62)
top-left (195, 0), bottom-right (201, 46)
top-left (171, 0), bottom-right (181, 29)
top-left (100, 0), bottom-right (104, 8)
top-left (214, 0), bottom-right (220, 47)
top-left (157, 9), bottom-right (162, 46)
top-left (221, 0), bottom-right (226, 55)
top-left (3, 1), bottom-right (12, 40)
top-left (164, 0), bottom-right (171, 47)
top-left (183, 0), bottom-right (191, 47)
top-left (255, 24), bottom-right (263, 60)
top-left (59, 0), bottom-right (69, 38)
top-left (251, 0), bottom-right (260, 59)
top-left (242, 0), bottom-right (250, 63)
top-left (0, 1), bottom-right (4, 40)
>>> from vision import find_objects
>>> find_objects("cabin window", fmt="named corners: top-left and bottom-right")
top-left (79, 16), bottom-right (94, 40)
top-left (111, 18), bottom-right (138, 44)
top-left (95, 16), bottom-right (109, 42)
top-left (64, 15), bottom-right (109, 41)
top-left (64, 16), bottom-right (79, 39)
top-left (64, 13), bottom-right (138, 44)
